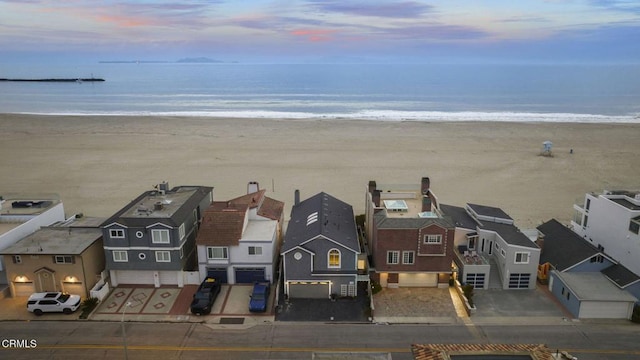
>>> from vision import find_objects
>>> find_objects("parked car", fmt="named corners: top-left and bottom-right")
top-left (190, 277), bottom-right (221, 315)
top-left (27, 292), bottom-right (81, 316)
top-left (249, 282), bottom-right (270, 312)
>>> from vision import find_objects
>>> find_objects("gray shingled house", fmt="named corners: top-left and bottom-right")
top-left (536, 219), bottom-right (639, 319)
top-left (281, 192), bottom-right (360, 299)
top-left (101, 183), bottom-right (213, 287)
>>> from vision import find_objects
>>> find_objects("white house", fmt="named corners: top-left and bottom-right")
top-left (196, 182), bottom-right (284, 284)
top-left (571, 190), bottom-right (640, 275)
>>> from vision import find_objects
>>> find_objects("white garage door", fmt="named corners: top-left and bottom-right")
top-left (159, 271), bottom-right (179, 286)
top-left (398, 273), bottom-right (438, 287)
top-left (579, 301), bottom-right (632, 319)
top-left (14, 282), bottom-right (35, 297)
top-left (115, 270), bottom-right (154, 285)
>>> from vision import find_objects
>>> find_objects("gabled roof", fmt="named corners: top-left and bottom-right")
top-left (257, 196), bottom-right (285, 221)
top-left (196, 202), bottom-right (248, 246)
top-left (282, 192), bottom-right (359, 254)
top-left (439, 204), bottom-right (478, 229)
top-left (101, 186), bottom-right (213, 228)
top-left (602, 264), bottom-right (640, 288)
top-left (536, 219), bottom-right (600, 270)
top-left (229, 189), bottom-right (266, 209)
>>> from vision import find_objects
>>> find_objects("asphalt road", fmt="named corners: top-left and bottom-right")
top-left (0, 321), bottom-right (639, 360)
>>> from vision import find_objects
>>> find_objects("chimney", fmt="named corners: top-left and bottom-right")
top-left (294, 189), bottom-right (300, 206)
top-left (421, 177), bottom-right (430, 195)
top-left (372, 190), bottom-right (381, 207)
top-left (247, 181), bottom-right (259, 194)
top-left (422, 195), bottom-right (432, 212)
top-left (368, 180), bottom-right (377, 194)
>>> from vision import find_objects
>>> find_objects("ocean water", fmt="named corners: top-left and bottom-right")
top-left (1, 63), bottom-right (639, 123)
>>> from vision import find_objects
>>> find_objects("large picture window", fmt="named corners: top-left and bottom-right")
top-left (207, 247), bottom-right (228, 260)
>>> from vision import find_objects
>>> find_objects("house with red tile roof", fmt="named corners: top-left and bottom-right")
top-left (196, 182), bottom-right (284, 284)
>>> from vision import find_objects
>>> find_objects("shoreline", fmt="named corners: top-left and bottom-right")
top-left (1, 113), bottom-right (638, 229)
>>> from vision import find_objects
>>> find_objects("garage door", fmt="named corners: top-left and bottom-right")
top-left (159, 271), bottom-right (179, 286)
top-left (206, 268), bottom-right (228, 283)
top-left (115, 270), bottom-right (154, 285)
top-left (235, 268), bottom-right (266, 283)
top-left (398, 273), bottom-right (438, 287)
top-left (13, 282), bottom-right (35, 297)
top-left (580, 301), bottom-right (632, 319)
top-left (288, 282), bottom-right (330, 299)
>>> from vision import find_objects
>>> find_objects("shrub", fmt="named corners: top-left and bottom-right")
top-left (632, 303), bottom-right (640, 323)
top-left (370, 280), bottom-right (382, 295)
top-left (79, 297), bottom-right (99, 319)
top-left (462, 284), bottom-right (475, 308)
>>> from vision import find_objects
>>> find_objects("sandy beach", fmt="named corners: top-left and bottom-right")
top-left (1, 114), bottom-right (638, 229)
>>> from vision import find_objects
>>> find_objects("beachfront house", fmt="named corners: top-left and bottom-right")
top-left (0, 195), bottom-right (65, 297)
top-left (441, 203), bottom-right (540, 290)
top-left (571, 189), bottom-right (640, 276)
top-left (536, 219), bottom-right (639, 319)
top-left (281, 191), bottom-right (361, 299)
top-left (364, 178), bottom-right (455, 288)
top-left (195, 182), bottom-right (284, 284)
top-left (101, 182), bottom-right (213, 288)
top-left (0, 216), bottom-right (104, 298)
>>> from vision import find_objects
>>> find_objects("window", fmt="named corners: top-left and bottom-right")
top-left (328, 249), bottom-right (340, 268)
top-left (514, 252), bottom-right (530, 264)
top-left (54, 255), bottom-right (73, 264)
top-left (424, 235), bottom-right (442, 244)
top-left (248, 246), bottom-right (263, 256)
top-left (155, 251), bottom-right (171, 262)
top-left (110, 229), bottom-right (125, 239)
top-left (387, 251), bottom-right (399, 265)
top-left (151, 229), bottom-right (170, 244)
top-left (583, 215), bottom-right (589, 228)
top-left (113, 251), bottom-right (128, 262)
top-left (585, 198), bottom-right (591, 210)
top-left (179, 223), bottom-right (186, 240)
top-left (590, 254), bottom-right (604, 263)
top-left (500, 249), bottom-right (506, 257)
top-left (402, 251), bottom-right (415, 265)
top-left (12, 255), bottom-right (22, 264)
top-left (629, 217), bottom-right (640, 235)
top-left (207, 247), bottom-right (228, 260)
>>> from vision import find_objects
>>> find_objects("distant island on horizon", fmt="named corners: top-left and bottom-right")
top-left (99, 57), bottom-right (236, 64)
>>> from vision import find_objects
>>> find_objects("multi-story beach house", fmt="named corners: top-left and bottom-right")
top-left (282, 191), bottom-right (361, 299)
top-left (571, 189), bottom-right (640, 276)
top-left (440, 203), bottom-right (540, 290)
top-left (536, 219), bottom-right (638, 319)
top-left (195, 182), bottom-right (284, 284)
top-left (364, 178), bottom-right (455, 288)
top-left (101, 182), bottom-right (213, 287)
top-left (0, 195), bottom-right (65, 296)
top-left (0, 216), bottom-right (105, 298)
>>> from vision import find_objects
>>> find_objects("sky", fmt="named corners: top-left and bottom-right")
top-left (1, 0), bottom-right (639, 64)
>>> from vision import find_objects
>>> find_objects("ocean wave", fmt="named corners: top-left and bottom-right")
top-left (14, 110), bottom-right (639, 123)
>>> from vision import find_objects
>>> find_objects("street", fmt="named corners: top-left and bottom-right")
top-left (1, 321), bottom-right (639, 359)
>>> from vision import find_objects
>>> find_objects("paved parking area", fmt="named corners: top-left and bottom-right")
top-left (472, 285), bottom-right (571, 318)
top-left (372, 287), bottom-right (461, 324)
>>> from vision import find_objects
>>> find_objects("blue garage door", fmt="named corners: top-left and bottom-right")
top-left (235, 268), bottom-right (266, 283)
top-left (206, 268), bottom-right (228, 283)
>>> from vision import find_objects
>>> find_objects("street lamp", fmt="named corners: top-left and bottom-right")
top-left (121, 301), bottom-right (132, 360)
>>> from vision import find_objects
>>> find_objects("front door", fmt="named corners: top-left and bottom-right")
top-left (36, 269), bottom-right (56, 292)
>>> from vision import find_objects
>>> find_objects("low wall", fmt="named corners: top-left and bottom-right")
top-left (454, 280), bottom-right (476, 316)
top-left (89, 279), bottom-right (110, 301)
